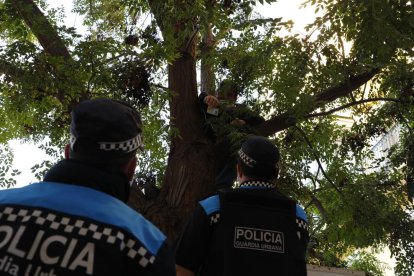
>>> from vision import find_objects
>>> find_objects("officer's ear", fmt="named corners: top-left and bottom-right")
top-left (64, 144), bottom-right (71, 159)
top-left (124, 157), bottom-right (137, 182)
top-left (236, 163), bottom-right (243, 180)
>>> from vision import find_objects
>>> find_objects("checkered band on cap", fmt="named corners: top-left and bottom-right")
top-left (99, 134), bottom-right (143, 153)
top-left (238, 149), bottom-right (256, 167)
top-left (239, 180), bottom-right (275, 189)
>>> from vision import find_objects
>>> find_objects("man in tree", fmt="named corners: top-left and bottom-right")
top-left (175, 136), bottom-right (309, 276)
top-left (0, 98), bottom-right (175, 276)
top-left (199, 80), bottom-right (265, 189)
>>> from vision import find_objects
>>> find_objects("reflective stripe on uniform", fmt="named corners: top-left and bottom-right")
top-left (0, 182), bottom-right (166, 255)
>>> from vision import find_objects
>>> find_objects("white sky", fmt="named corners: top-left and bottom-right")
top-left (6, 140), bottom-right (54, 187)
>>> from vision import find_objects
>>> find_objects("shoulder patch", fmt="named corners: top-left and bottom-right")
top-left (0, 182), bottom-right (166, 255)
top-left (295, 204), bottom-right (308, 222)
top-left (199, 194), bottom-right (220, 215)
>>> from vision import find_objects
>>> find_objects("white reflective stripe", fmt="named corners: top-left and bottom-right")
top-left (0, 206), bottom-right (156, 268)
top-left (239, 181), bottom-right (275, 189)
top-left (99, 134), bottom-right (143, 153)
top-left (238, 149), bottom-right (256, 167)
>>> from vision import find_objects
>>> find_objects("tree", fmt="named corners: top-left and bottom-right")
top-left (1, 0), bottom-right (414, 274)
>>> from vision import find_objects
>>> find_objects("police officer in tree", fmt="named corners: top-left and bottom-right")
top-left (0, 99), bottom-right (175, 276)
top-left (175, 136), bottom-right (309, 276)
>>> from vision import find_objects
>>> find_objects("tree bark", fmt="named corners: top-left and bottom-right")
top-left (138, 50), bottom-right (216, 240)
top-left (200, 24), bottom-right (216, 95)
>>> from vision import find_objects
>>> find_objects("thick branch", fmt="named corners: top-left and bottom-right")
top-left (148, 0), bottom-right (199, 57)
top-left (152, 83), bottom-right (169, 91)
top-left (10, 0), bottom-right (81, 104)
top-left (305, 97), bottom-right (403, 119)
top-left (200, 24), bottom-right (216, 95)
top-left (147, 0), bottom-right (168, 35)
top-left (11, 0), bottom-right (71, 59)
top-left (256, 69), bottom-right (380, 136)
top-left (314, 69), bottom-right (380, 103)
top-left (234, 18), bottom-right (283, 29)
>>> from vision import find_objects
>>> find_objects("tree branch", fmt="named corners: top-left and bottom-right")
top-left (152, 83), bottom-right (169, 91)
top-left (302, 173), bottom-right (330, 221)
top-left (9, 0), bottom-right (83, 105)
top-left (309, 192), bottom-right (330, 221)
top-left (200, 23), bottom-right (216, 95)
top-left (147, 0), bottom-right (168, 34)
top-left (10, 0), bottom-right (71, 59)
top-left (234, 18), bottom-right (283, 29)
top-left (305, 97), bottom-right (403, 119)
top-left (315, 69), bottom-right (380, 103)
top-left (256, 68), bottom-right (380, 136)
top-left (294, 125), bottom-right (343, 196)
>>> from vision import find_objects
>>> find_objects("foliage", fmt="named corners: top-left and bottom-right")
top-left (348, 251), bottom-right (389, 276)
top-left (0, 143), bottom-right (20, 188)
top-left (1, 0), bottom-right (414, 273)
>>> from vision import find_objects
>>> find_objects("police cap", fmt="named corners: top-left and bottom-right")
top-left (70, 98), bottom-right (143, 158)
top-left (237, 136), bottom-right (280, 180)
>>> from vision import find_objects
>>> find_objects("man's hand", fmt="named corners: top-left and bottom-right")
top-left (204, 95), bottom-right (219, 108)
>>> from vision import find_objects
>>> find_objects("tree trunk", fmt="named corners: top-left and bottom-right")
top-left (200, 24), bottom-right (216, 95)
top-left (133, 48), bottom-right (216, 240)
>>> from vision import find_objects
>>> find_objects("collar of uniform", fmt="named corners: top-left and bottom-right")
top-left (239, 180), bottom-right (275, 189)
top-left (43, 159), bottom-right (130, 203)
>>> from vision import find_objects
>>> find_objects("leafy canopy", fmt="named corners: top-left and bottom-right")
top-left (1, 0), bottom-right (414, 274)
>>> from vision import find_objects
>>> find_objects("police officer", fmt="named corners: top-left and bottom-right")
top-left (175, 136), bottom-right (309, 276)
top-left (0, 99), bottom-right (175, 275)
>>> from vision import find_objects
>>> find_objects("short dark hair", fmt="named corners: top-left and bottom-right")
top-left (217, 80), bottom-right (239, 101)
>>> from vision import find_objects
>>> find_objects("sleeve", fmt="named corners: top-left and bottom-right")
top-left (198, 92), bottom-right (208, 113)
top-left (234, 104), bottom-right (265, 126)
top-left (147, 240), bottom-right (176, 276)
top-left (198, 92), bottom-right (217, 139)
top-left (174, 204), bottom-right (212, 273)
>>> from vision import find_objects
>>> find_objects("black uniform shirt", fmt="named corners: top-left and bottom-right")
top-left (175, 182), bottom-right (309, 275)
top-left (0, 160), bottom-right (175, 276)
